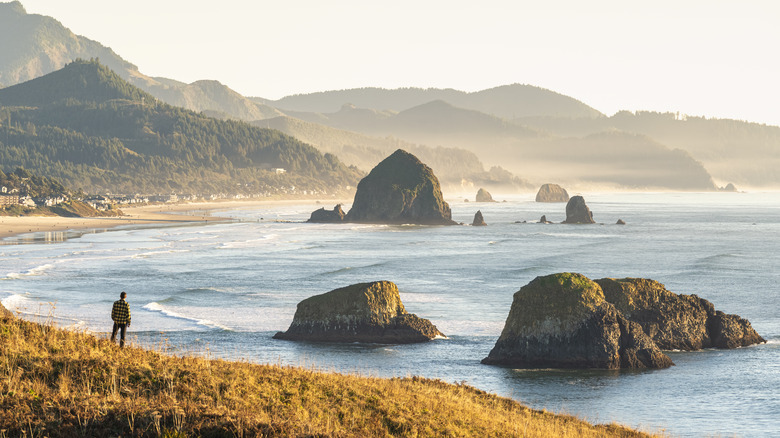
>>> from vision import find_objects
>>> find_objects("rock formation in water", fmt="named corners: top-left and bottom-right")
top-left (616, 219), bottom-right (626, 225)
top-left (307, 204), bottom-right (346, 223)
top-left (539, 215), bottom-right (551, 224)
top-left (718, 183), bottom-right (738, 192)
top-left (475, 188), bottom-right (495, 202)
top-left (0, 302), bottom-right (12, 320)
top-left (596, 278), bottom-right (765, 350)
top-left (562, 195), bottom-right (595, 224)
top-left (472, 210), bottom-right (487, 226)
top-left (344, 149), bottom-right (456, 225)
top-left (535, 184), bottom-right (570, 203)
top-left (482, 273), bottom-right (673, 369)
top-left (273, 281), bottom-right (444, 343)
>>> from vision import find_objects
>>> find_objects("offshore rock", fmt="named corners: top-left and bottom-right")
top-left (539, 215), bottom-right (551, 224)
top-left (535, 184), bottom-right (570, 202)
top-left (472, 210), bottom-right (487, 226)
top-left (307, 204), bottom-right (345, 223)
top-left (596, 278), bottom-right (765, 350)
top-left (475, 188), bottom-right (496, 202)
top-left (344, 149), bottom-right (456, 225)
top-left (616, 219), bottom-right (626, 225)
top-left (562, 195), bottom-right (595, 224)
top-left (482, 273), bottom-right (672, 369)
top-left (273, 281), bottom-right (444, 343)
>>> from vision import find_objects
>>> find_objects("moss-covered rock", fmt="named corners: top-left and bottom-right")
top-left (344, 149), bottom-right (456, 225)
top-left (475, 188), bottom-right (495, 202)
top-left (307, 204), bottom-right (345, 223)
top-left (482, 273), bottom-right (672, 369)
top-left (273, 281), bottom-right (444, 343)
top-left (535, 184), bottom-right (570, 202)
top-left (562, 195), bottom-right (595, 224)
top-left (596, 278), bottom-right (765, 350)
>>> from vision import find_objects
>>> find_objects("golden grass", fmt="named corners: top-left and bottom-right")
top-left (0, 316), bottom-right (660, 437)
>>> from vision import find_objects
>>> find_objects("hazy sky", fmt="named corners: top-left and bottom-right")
top-left (20, 0), bottom-right (780, 126)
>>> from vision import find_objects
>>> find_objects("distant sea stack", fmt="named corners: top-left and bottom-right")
top-left (475, 188), bottom-right (495, 202)
top-left (535, 184), bottom-right (570, 203)
top-left (273, 281), bottom-right (444, 343)
top-left (596, 278), bottom-right (765, 350)
top-left (482, 273), bottom-right (672, 369)
top-left (472, 210), bottom-right (487, 226)
top-left (307, 204), bottom-right (346, 223)
top-left (562, 196), bottom-right (595, 224)
top-left (344, 149), bottom-right (456, 225)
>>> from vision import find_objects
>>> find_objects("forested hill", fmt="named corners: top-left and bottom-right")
top-left (0, 60), bottom-right (363, 195)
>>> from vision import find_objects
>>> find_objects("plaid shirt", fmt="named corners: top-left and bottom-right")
top-left (111, 299), bottom-right (131, 325)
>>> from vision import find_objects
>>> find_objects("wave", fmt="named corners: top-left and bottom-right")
top-left (217, 234), bottom-right (279, 249)
top-left (0, 293), bottom-right (31, 311)
top-left (142, 302), bottom-right (233, 331)
top-left (131, 249), bottom-right (190, 259)
top-left (4, 263), bottom-right (56, 279)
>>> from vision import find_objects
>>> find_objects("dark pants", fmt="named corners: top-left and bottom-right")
top-left (111, 322), bottom-right (127, 347)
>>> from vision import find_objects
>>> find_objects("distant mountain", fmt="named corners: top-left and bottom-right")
top-left (258, 116), bottom-right (532, 191)
top-left (511, 131), bottom-right (716, 191)
top-left (0, 1), bottom-right (280, 120)
top-left (0, 60), bottom-right (362, 194)
top-left (517, 111), bottom-right (780, 188)
top-left (0, 1), bottom-right (134, 86)
top-left (255, 84), bottom-right (603, 119)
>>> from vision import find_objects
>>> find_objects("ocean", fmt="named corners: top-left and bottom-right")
top-left (2, 192), bottom-right (778, 437)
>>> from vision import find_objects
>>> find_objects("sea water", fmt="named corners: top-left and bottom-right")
top-left (1, 192), bottom-right (778, 437)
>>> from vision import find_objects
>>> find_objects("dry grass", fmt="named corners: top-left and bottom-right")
top-left (0, 316), bottom-right (660, 437)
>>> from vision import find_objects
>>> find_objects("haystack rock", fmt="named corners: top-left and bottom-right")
top-left (475, 188), bottom-right (495, 202)
top-left (562, 195), bottom-right (595, 224)
top-left (596, 278), bottom-right (765, 350)
top-left (307, 204), bottom-right (345, 223)
top-left (472, 210), bottom-right (487, 226)
top-left (273, 281), bottom-right (444, 343)
top-left (535, 184), bottom-right (570, 202)
top-left (344, 149), bottom-right (456, 225)
top-left (482, 273), bottom-right (672, 369)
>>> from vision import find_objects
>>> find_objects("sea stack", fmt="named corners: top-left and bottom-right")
top-left (344, 149), bottom-right (456, 225)
top-left (482, 273), bottom-right (673, 369)
top-left (596, 278), bottom-right (766, 350)
top-left (307, 204), bottom-right (346, 223)
top-left (475, 188), bottom-right (495, 202)
top-left (472, 210), bottom-right (487, 226)
top-left (273, 281), bottom-right (444, 343)
top-left (535, 184), bottom-right (570, 203)
top-left (562, 195), bottom-right (595, 224)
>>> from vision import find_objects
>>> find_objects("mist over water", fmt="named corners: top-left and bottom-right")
top-left (2, 192), bottom-right (779, 437)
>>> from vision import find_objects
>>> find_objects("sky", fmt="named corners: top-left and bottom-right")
top-left (20, 0), bottom-right (780, 126)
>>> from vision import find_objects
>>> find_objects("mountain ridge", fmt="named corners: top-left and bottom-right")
top-left (0, 60), bottom-right (362, 194)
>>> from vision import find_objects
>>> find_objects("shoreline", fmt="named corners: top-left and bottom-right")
top-left (0, 198), bottom-right (349, 241)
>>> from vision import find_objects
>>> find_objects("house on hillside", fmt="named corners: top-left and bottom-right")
top-left (0, 194), bottom-right (19, 206)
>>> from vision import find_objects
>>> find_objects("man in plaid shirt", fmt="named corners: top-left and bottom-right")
top-left (110, 291), bottom-right (131, 348)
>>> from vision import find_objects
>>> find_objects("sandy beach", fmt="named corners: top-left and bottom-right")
top-left (0, 198), bottom-right (346, 241)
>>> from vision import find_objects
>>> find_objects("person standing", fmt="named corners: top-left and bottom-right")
top-left (110, 291), bottom-right (131, 348)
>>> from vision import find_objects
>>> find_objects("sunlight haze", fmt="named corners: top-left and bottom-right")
top-left (19, 0), bottom-right (780, 126)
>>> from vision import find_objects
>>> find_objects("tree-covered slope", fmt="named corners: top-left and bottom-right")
top-left (0, 60), bottom-right (362, 194)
